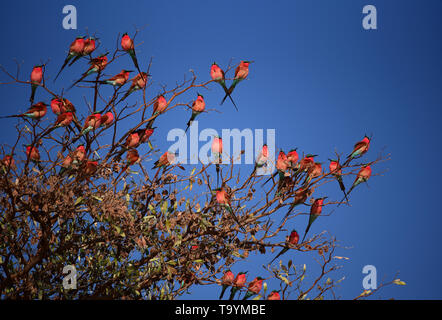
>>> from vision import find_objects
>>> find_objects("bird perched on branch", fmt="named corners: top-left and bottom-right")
top-left (121, 33), bottom-right (142, 74)
top-left (210, 62), bottom-right (237, 110)
top-left (0, 102), bottom-right (47, 120)
top-left (344, 135), bottom-right (371, 165)
top-left (221, 60), bottom-right (252, 106)
top-left (270, 230), bottom-right (299, 264)
top-left (68, 54), bottom-right (108, 90)
top-left (219, 270), bottom-right (234, 299)
top-left (54, 36), bottom-right (86, 81)
top-left (302, 197), bottom-right (327, 242)
top-left (185, 93), bottom-right (205, 133)
top-left (30, 65), bottom-right (43, 103)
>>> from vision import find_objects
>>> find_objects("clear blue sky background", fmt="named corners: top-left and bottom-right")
top-left (0, 0), bottom-right (441, 299)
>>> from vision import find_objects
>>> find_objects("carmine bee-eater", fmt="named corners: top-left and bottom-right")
top-left (121, 33), bottom-right (142, 74)
top-left (270, 230), bottom-right (299, 264)
top-left (100, 111), bottom-right (114, 127)
top-left (215, 187), bottom-right (246, 232)
top-left (152, 151), bottom-right (176, 169)
top-left (304, 162), bottom-right (322, 185)
top-left (221, 60), bottom-right (252, 105)
top-left (250, 144), bottom-right (269, 177)
top-left (54, 36), bottom-right (86, 81)
top-left (54, 112), bottom-right (73, 128)
top-left (298, 154), bottom-right (317, 173)
top-left (0, 102), bottom-right (47, 120)
top-left (123, 131), bottom-right (140, 149)
top-left (117, 149), bottom-right (139, 179)
top-left (347, 165), bottom-right (372, 195)
top-left (262, 150), bottom-right (288, 187)
top-left (118, 72), bottom-right (148, 103)
top-left (138, 126), bottom-right (155, 144)
top-left (85, 69), bottom-right (132, 87)
top-left (72, 144), bottom-right (86, 165)
top-left (267, 291), bottom-right (281, 300)
top-left (1, 154), bottom-right (15, 173)
top-left (287, 149), bottom-right (299, 169)
top-left (69, 54), bottom-right (108, 90)
top-left (229, 272), bottom-right (247, 300)
top-left (26, 145), bottom-right (43, 170)
top-left (50, 98), bottom-right (76, 115)
top-left (82, 160), bottom-right (98, 177)
top-left (219, 270), bottom-right (234, 299)
top-left (212, 135), bottom-right (223, 186)
top-left (185, 93), bottom-right (205, 133)
top-left (282, 186), bottom-right (314, 223)
top-left (81, 113), bottom-right (101, 135)
top-left (344, 135), bottom-right (371, 165)
top-left (147, 95), bottom-right (168, 128)
top-left (68, 36), bottom-right (97, 67)
top-left (30, 65), bottom-right (43, 103)
top-left (329, 159), bottom-right (348, 201)
top-left (243, 277), bottom-right (264, 300)
top-left (302, 197), bottom-right (327, 242)
top-left (59, 154), bottom-right (73, 176)
top-left (210, 62), bottom-right (238, 111)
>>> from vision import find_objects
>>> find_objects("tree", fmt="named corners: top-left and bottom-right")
top-left (0, 31), bottom-right (399, 300)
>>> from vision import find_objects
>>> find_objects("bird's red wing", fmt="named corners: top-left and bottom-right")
top-left (353, 141), bottom-right (367, 151)
top-left (234, 65), bottom-right (241, 78)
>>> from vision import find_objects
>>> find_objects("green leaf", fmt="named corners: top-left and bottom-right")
top-left (392, 279), bottom-right (406, 286)
top-left (74, 197), bottom-right (83, 206)
top-left (161, 201), bottom-right (168, 214)
top-left (92, 195), bottom-right (102, 202)
top-left (252, 295), bottom-right (262, 300)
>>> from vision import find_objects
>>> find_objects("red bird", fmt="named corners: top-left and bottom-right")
top-left (267, 291), bottom-right (281, 300)
top-left (147, 95), bottom-right (168, 128)
top-left (287, 149), bottom-right (299, 168)
top-left (55, 36), bottom-right (86, 81)
top-left (81, 113), bottom-right (102, 135)
top-left (345, 135), bottom-right (371, 164)
top-left (30, 65), bottom-right (43, 103)
top-left (212, 136), bottom-right (223, 186)
top-left (229, 272), bottom-right (247, 300)
top-left (329, 159), bottom-right (347, 201)
top-left (69, 54), bottom-right (108, 90)
top-left (221, 60), bottom-right (252, 106)
top-left (348, 165), bottom-right (372, 195)
top-left (270, 230), bottom-right (299, 264)
top-left (100, 111), bottom-right (114, 127)
top-left (55, 112), bottom-right (73, 128)
top-left (82, 160), bottom-right (98, 176)
top-left (68, 36), bottom-right (97, 67)
top-left (302, 197), bottom-right (327, 242)
top-left (243, 277), bottom-right (264, 300)
top-left (123, 131), bottom-right (140, 149)
top-left (1, 154), bottom-right (16, 171)
top-left (121, 33), bottom-right (142, 74)
top-left (72, 145), bottom-right (86, 165)
top-left (219, 270), bottom-right (234, 299)
top-left (210, 62), bottom-right (238, 110)
top-left (0, 102), bottom-right (47, 120)
top-left (185, 93), bottom-right (206, 133)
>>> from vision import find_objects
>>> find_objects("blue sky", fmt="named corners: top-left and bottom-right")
top-left (0, 0), bottom-right (441, 299)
